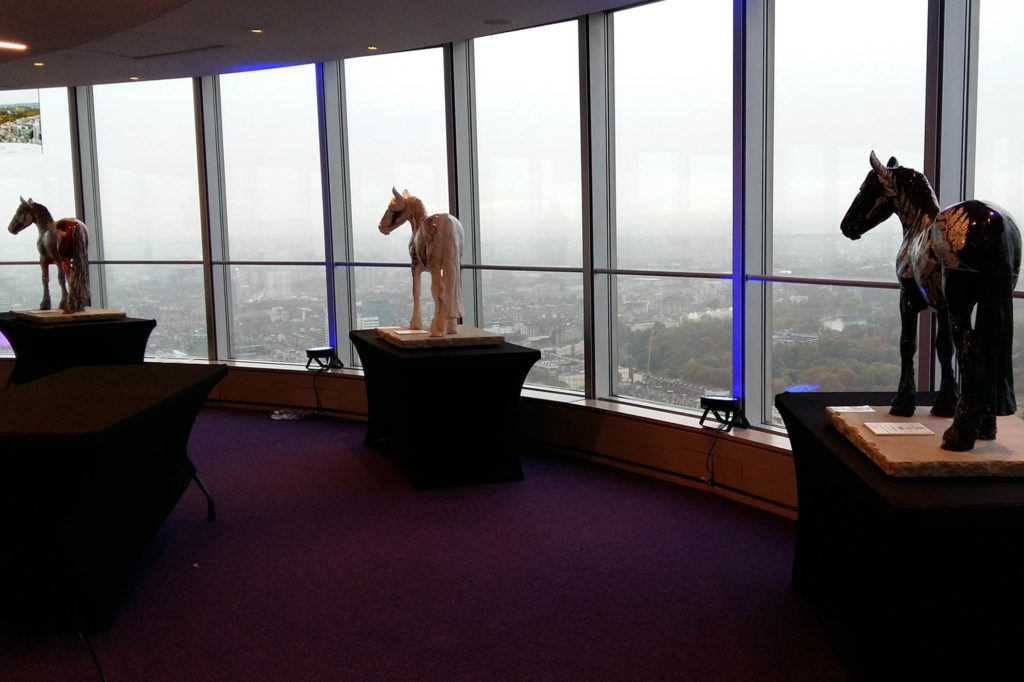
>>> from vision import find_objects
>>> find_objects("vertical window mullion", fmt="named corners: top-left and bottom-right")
top-left (922, 0), bottom-right (976, 393)
top-left (740, 0), bottom-right (772, 425)
top-left (74, 85), bottom-right (107, 308)
top-left (321, 60), bottom-right (355, 363)
top-left (198, 74), bottom-right (232, 361)
top-left (581, 13), bottom-right (613, 400)
top-left (447, 40), bottom-right (482, 328)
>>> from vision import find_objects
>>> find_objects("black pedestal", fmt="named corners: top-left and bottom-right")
top-left (350, 330), bottom-right (540, 489)
top-left (0, 312), bottom-right (156, 385)
top-left (0, 363), bottom-right (227, 631)
top-left (776, 390), bottom-right (1024, 679)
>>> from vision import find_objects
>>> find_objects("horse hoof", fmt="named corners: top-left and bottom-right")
top-left (929, 398), bottom-right (958, 418)
top-left (889, 404), bottom-right (915, 417)
top-left (978, 416), bottom-right (997, 440)
top-left (941, 425), bottom-right (975, 452)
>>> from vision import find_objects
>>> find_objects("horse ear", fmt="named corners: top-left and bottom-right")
top-left (887, 156), bottom-right (899, 169)
top-left (391, 186), bottom-right (405, 210)
top-left (870, 151), bottom-right (896, 194)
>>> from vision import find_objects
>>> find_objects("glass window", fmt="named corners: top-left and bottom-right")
top-left (344, 48), bottom-right (449, 345)
top-left (352, 266), bottom-right (422, 330)
top-left (219, 65), bottom-right (325, 262)
top-left (92, 78), bottom-right (206, 358)
top-left (977, 0), bottom-right (1024, 416)
top-left (474, 22), bottom-right (584, 390)
top-left (223, 264), bottom-right (329, 363)
top-left (614, 0), bottom-right (732, 273)
top-left (769, 0), bottom-right (926, 421)
top-left (345, 49), bottom-right (449, 263)
top-left (614, 275), bottom-right (733, 410)
top-left (610, 0), bottom-right (733, 408)
top-left (975, 0), bottom-right (1024, 292)
top-left (773, 0), bottom-right (927, 281)
top-left (480, 270), bottom-right (583, 387)
top-left (218, 65), bottom-right (328, 360)
top-left (93, 79), bottom-right (202, 260)
top-left (771, 283), bottom-right (901, 395)
top-left (475, 22), bottom-right (582, 268)
top-left (104, 264), bottom-right (207, 358)
top-left (0, 88), bottom-right (75, 352)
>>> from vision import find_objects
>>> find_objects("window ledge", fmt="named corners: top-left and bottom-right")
top-left (520, 387), bottom-right (791, 454)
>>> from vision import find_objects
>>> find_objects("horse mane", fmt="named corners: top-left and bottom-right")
top-left (403, 193), bottom-right (426, 225)
top-left (896, 166), bottom-right (940, 217)
top-left (28, 200), bottom-right (54, 226)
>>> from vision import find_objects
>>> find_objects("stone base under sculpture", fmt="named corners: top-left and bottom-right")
top-left (375, 325), bottom-right (503, 349)
top-left (10, 307), bottom-right (127, 324)
top-left (827, 405), bottom-right (1024, 477)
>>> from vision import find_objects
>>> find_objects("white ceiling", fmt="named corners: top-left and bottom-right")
top-left (0, 0), bottom-right (639, 90)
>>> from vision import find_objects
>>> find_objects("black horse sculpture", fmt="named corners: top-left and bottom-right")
top-left (841, 151), bottom-right (1021, 451)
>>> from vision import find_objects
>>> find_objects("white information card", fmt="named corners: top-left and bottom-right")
top-left (864, 422), bottom-right (934, 436)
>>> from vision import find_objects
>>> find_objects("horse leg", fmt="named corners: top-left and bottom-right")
top-left (451, 263), bottom-right (463, 333)
top-left (941, 270), bottom-right (983, 451)
top-left (891, 283), bottom-right (925, 416)
top-left (971, 276), bottom-right (1017, 440)
top-left (38, 262), bottom-right (51, 310)
top-left (428, 266), bottom-right (446, 337)
top-left (56, 264), bottom-right (69, 312)
top-left (445, 267), bottom-right (459, 335)
top-left (409, 264), bottom-right (423, 330)
top-left (930, 308), bottom-right (960, 417)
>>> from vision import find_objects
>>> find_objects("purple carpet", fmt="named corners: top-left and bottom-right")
top-left (1, 407), bottom-right (846, 681)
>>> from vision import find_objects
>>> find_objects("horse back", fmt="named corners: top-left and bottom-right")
top-left (419, 214), bottom-right (463, 263)
top-left (52, 218), bottom-right (89, 273)
top-left (934, 200), bottom-right (1021, 278)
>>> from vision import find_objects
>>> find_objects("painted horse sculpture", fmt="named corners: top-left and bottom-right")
top-left (378, 187), bottom-right (464, 337)
top-left (841, 151), bottom-right (1021, 451)
top-left (7, 197), bottom-right (91, 314)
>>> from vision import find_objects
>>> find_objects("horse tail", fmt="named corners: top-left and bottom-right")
top-left (69, 221), bottom-right (90, 311)
top-left (979, 212), bottom-right (1021, 415)
top-left (450, 216), bottom-right (465, 321)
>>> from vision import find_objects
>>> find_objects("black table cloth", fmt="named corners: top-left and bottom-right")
top-left (350, 330), bottom-right (540, 489)
top-left (0, 312), bottom-right (156, 385)
top-left (0, 362), bottom-right (226, 631)
top-left (776, 390), bottom-right (1024, 676)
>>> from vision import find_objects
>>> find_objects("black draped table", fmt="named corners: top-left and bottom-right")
top-left (0, 362), bottom-right (227, 632)
top-left (0, 312), bottom-right (156, 385)
top-left (776, 390), bottom-right (1024, 676)
top-left (350, 330), bottom-right (540, 489)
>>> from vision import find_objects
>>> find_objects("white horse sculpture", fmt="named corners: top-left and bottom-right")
top-left (378, 187), bottom-right (464, 337)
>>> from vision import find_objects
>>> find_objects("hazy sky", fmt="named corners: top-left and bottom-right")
top-left (0, 89), bottom-right (37, 106)
top-left (5, 0), bottom-right (1019, 278)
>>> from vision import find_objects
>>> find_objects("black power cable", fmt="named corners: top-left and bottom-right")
top-left (78, 630), bottom-right (107, 682)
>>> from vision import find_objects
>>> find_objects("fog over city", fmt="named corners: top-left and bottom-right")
top-left (3, 0), bottom-right (1024, 414)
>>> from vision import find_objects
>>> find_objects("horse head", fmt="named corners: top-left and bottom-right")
top-left (8, 196), bottom-right (36, 235)
top-left (378, 187), bottom-right (413, 235)
top-left (840, 151), bottom-right (900, 240)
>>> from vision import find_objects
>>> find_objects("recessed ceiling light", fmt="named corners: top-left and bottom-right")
top-left (33, 62), bottom-right (44, 67)
top-left (250, 28), bottom-right (263, 34)
top-left (482, 18), bottom-right (514, 26)
top-left (367, 45), bottom-right (379, 51)
top-left (129, 76), bottom-right (141, 81)
top-left (0, 40), bottom-right (28, 51)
